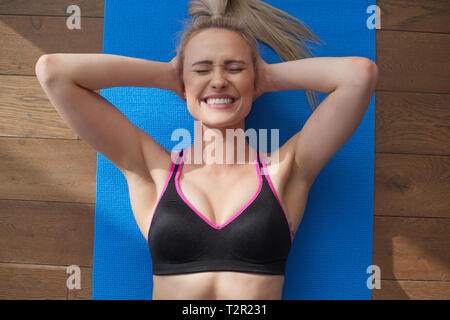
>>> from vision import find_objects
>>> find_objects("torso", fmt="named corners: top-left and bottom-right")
top-left (124, 141), bottom-right (311, 300)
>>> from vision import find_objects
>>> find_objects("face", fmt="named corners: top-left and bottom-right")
top-left (182, 28), bottom-right (256, 128)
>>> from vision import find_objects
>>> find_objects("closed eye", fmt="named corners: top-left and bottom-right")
top-left (194, 68), bottom-right (244, 73)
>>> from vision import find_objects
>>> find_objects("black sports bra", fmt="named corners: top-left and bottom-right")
top-left (147, 148), bottom-right (293, 275)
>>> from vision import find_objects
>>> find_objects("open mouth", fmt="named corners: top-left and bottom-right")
top-left (201, 97), bottom-right (238, 109)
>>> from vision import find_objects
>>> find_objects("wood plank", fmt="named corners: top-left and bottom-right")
top-left (0, 137), bottom-right (97, 203)
top-left (0, 0), bottom-right (104, 17)
top-left (0, 15), bottom-right (103, 75)
top-left (373, 216), bottom-right (450, 281)
top-left (0, 263), bottom-right (68, 299)
top-left (0, 74), bottom-right (78, 139)
top-left (376, 31), bottom-right (450, 93)
top-left (373, 279), bottom-right (450, 300)
top-left (0, 199), bottom-right (94, 266)
top-left (67, 267), bottom-right (92, 300)
top-left (375, 91), bottom-right (450, 156)
top-left (378, 0), bottom-right (450, 33)
top-left (374, 153), bottom-right (450, 218)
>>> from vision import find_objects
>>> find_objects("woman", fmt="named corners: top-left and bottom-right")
top-left (35, 0), bottom-right (378, 300)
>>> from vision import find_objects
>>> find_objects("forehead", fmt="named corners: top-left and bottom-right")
top-left (184, 28), bottom-right (252, 63)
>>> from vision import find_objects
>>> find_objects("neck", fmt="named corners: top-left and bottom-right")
top-left (183, 119), bottom-right (257, 168)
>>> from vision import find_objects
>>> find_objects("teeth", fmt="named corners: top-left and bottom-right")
top-left (205, 98), bottom-right (234, 105)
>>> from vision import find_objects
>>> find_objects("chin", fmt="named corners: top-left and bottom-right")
top-left (199, 115), bottom-right (244, 129)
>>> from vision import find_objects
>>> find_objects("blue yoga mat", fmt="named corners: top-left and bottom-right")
top-left (93, 0), bottom-right (376, 299)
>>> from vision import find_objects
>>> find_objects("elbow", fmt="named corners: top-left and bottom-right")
top-left (346, 57), bottom-right (379, 88)
top-left (35, 54), bottom-right (63, 85)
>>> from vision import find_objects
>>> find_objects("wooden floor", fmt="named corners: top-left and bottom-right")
top-left (0, 1), bottom-right (448, 300)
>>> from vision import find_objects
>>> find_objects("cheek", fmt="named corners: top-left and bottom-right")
top-left (238, 79), bottom-right (255, 97)
top-left (184, 78), bottom-right (204, 95)
top-left (240, 71), bottom-right (256, 91)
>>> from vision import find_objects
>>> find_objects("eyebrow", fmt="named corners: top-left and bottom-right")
top-left (191, 60), bottom-right (247, 67)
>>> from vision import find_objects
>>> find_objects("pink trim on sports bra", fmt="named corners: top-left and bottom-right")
top-left (259, 151), bottom-right (293, 244)
top-left (147, 157), bottom-right (177, 239)
top-left (175, 148), bottom-right (263, 230)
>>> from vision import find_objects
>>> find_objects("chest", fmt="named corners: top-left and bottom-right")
top-left (127, 153), bottom-right (308, 242)
top-left (177, 167), bottom-right (262, 227)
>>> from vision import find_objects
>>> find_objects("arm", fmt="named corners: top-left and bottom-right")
top-left (35, 53), bottom-right (177, 180)
top-left (264, 56), bottom-right (363, 94)
top-left (264, 56), bottom-right (379, 185)
top-left (50, 53), bottom-right (175, 91)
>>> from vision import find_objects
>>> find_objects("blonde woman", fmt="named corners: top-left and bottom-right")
top-left (35, 0), bottom-right (378, 300)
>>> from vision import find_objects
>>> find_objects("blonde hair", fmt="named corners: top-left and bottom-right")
top-left (175, 0), bottom-right (325, 110)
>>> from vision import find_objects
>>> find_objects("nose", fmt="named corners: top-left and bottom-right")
top-left (210, 69), bottom-right (228, 89)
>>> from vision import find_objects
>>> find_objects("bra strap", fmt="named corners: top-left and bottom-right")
top-left (256, 149), bottom-right (266, 177)
top-left (169, 149), bottom-right (183, 183)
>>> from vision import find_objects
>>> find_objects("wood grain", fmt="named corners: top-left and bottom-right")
top-left (0, 137), bottom-right (97, 203)
top-left (373, 216), bottom-right (449, 281)
top-left (0, 15), bottom-right (103, 75)
top-left (373, 279), bottom-right (450, 300)
top-left (0, 0), bottom-right (104, 17)
top-left (374, 153), bottom-right (450, 218)
top-left (0, 74), bottom-right (78, 139)
top-left (0, 199), bottom-right (94, 266)
top-left (378, 0), bottom-right (450, 33)
top-left (376, 31), bottom-right (450, 93)
top-left (0, 262), bottom-right (68, 300)
top-left (375, 91), bottom-right (450, 156)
